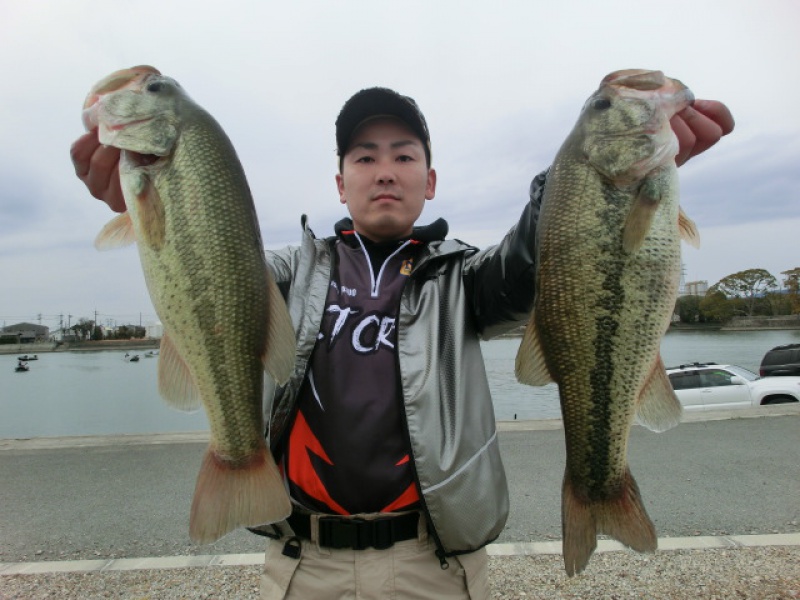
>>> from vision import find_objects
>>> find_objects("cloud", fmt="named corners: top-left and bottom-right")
top-left (1, 0), bottom-right (799, 323)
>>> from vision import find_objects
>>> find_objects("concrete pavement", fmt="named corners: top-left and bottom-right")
top-left (1, 405), bottom-right (798, 574)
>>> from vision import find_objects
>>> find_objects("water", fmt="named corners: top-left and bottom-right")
top-left (1, 350), bottom-right (208, 439)
top-left (2, 329), bottom-right (799, 438)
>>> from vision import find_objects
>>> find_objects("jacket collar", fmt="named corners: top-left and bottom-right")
top-left (333, 217), bottom-right (449, 246)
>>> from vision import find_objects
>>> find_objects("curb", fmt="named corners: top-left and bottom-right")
top-left (2, 533), bottom-right (799, 576)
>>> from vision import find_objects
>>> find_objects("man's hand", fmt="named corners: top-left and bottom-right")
top-left (70, 129), bottom-right (126, 212)
top-left (672, 99), bottom-right (734, 167)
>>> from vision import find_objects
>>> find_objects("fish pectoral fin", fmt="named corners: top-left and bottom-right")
top-left (263, 269), bottom-right (296, 386)
top-left (134, 174), bottom-right (166, 251)
top-left (635, 357), bottom-right (682, 432)
top-left (189, 443), bottom-right (292, 544)
top-left (94, 212), bottom-right (136, 250)
top-left (514, 317), bottom-right (555, 386)
top-left (678, 207), bottom-right (701, 249)
top-left (621, 172), bottom-right (667, 253)
top-left (157, 331), bottom-right (201, 411)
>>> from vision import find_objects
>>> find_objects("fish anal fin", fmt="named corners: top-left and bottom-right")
top-left (515, 316), bottom-right (555, 386)
top-left (636, 356), bottom-right (682, 432)
top-left (157, 331), bottom-right (201, 411)
top-left (263, 270), bottom-right (296, 385)
top-left (562, 467), bottom-right (657, 577)
top-left (94, 212), bottom-right (136, 250)
top-left (189, 443), bottom-right (292, 544)
top-left (678, 206), bottom-right (701, 249)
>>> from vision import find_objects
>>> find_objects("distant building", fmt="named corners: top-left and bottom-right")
top-left (1, 322), bottom-right (50, 343)
top-left (51, 328), bottom-right (80, 343)
top-left (146, 322), bottom-right (163, 339)
top-left (683, 280), bottom-right (709, 296)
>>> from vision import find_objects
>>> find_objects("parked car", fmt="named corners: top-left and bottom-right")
top-left (666, 362), bottom-right (800, 411)
top-left (759, 343), bottom-right (800, 377)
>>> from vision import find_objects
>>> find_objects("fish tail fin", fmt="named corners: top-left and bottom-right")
top-left (515, 316), bottom-right (555, 386)
top-left (189, 444), bottom-right (291, 544)
top-left (562, 468), bottom-right (657, 577)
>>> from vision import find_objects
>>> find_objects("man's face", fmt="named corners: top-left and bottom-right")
top-left (336, 118), bottom-right (436, 242)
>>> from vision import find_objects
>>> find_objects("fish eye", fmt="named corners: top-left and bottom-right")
top-left (593, 98), bottom-right (612, 110)
top-left (146, 81), bottom-right (165, 93)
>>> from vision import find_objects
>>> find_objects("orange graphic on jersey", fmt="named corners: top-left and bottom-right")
top-left (288, 411), bottom-right (349, 514)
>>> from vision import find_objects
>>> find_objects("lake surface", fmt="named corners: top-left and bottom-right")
top-left (2, 329), bottom-right (798, 439)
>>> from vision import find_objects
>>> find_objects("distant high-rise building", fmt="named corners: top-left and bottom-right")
top-left (684, 280), bottom-right (709, 296)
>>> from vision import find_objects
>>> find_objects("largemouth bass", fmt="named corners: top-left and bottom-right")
top-left (515, 70), bottom-right (701, 576)
top-left (84, 66), bottom-right (295, 543)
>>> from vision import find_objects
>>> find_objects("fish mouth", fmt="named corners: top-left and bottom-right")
top-left (602, 69), bottom-right (694, 121)
top-left (82, 66), bottom-right (162, 132)
top-left (82, 65), bottom-right (161, 109)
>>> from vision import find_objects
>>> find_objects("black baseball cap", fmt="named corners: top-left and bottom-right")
top-left (335, 87), bottom-right (431, 168)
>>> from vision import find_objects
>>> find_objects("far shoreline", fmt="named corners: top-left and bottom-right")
top-left (0, 339), bottom-right (161, 356)
top-left (3, 317), bottom-right (798, 356)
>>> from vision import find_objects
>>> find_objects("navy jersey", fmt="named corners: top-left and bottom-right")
top-left (285, 231), bottom-right (421, 514)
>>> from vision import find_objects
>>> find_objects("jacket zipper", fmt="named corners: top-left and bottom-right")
top-left (395, 263), bottom-right (450, 570)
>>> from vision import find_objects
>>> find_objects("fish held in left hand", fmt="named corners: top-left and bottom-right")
top-left (84, 66), bottom-right (295, 543)
top-left (515, 69), bottom-right (702, 576)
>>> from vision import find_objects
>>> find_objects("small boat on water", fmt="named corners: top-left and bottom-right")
top-left (15, 362), bottom-right (30, 372)
top-left (124, 353), bottom-right (141, 363)
top-left (17, 354), bottom-right (38, 361)
top-left (143, 350), bottom-right (158, 358)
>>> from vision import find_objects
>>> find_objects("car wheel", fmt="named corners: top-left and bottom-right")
top-left (761, 395), bottom-right (798, 405)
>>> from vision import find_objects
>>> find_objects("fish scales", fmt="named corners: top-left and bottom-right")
top-left (141, 114), bottom-right (268, 458)
top-left (85, 66), bottom-right (296, 543)
top-left (516, 70), bottom-right (699, 576)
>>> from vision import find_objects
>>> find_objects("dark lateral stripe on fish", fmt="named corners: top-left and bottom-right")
top-left (582, 185), bottom-right (627, 499)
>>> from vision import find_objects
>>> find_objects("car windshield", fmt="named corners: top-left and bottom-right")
top-left (727, 365), bottom-right (759, 381)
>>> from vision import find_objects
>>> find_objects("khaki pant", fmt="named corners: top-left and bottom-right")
top-left (260, 514), bottom-right (489, 599)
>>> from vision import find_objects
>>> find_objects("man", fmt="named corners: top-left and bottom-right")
top-left (71, 83), bottom-right (733, 599)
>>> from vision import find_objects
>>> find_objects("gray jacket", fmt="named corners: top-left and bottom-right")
top-left (264, 172), bottom-right (545, 557)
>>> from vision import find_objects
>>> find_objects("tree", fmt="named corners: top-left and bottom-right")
top-left (782, 267), bottom-right (800, 314)
top-left (675, 295), bottom-right (701, 323)
top-left (709, 269), bottom-right (778, 316)
top-left (71, 318), bottom-right (96, 341)
top-left (699, 291), bottom-right (734, 323)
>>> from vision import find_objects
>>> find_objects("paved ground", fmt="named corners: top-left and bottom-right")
top-left (0, 405), bottom-right (798, 599)
top-left (1, 404), bottom-right (797, 564)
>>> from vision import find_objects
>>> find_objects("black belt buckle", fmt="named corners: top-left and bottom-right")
top-left (318, 515), bottom-right (398, 551)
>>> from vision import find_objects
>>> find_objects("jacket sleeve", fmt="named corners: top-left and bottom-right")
top-left (265, 246), bottom-right (298, 300)
top-left (463, 169), bottom-right (547, 339)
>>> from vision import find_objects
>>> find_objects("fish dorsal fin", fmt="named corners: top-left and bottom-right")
top-left (94, 212), bottom-right (136, 250)
top-left (622, 169), bottom-right (669, 253)
top-left (515, 316), bottom-right (555, 386)
top-left (157, 331), bottom-right (201, 411)
top-left (635, 356), bottom-right (682, 432)
top-left (678, 207), bottom-right (701, 249)
top-left (263, 270), bottom-right (296, 386)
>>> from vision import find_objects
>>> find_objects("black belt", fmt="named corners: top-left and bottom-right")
top-left (287, 511), bottom-right (420, 550)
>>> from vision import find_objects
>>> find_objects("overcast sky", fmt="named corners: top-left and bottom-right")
top-left (1, 0), bottom-right (798, 330)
